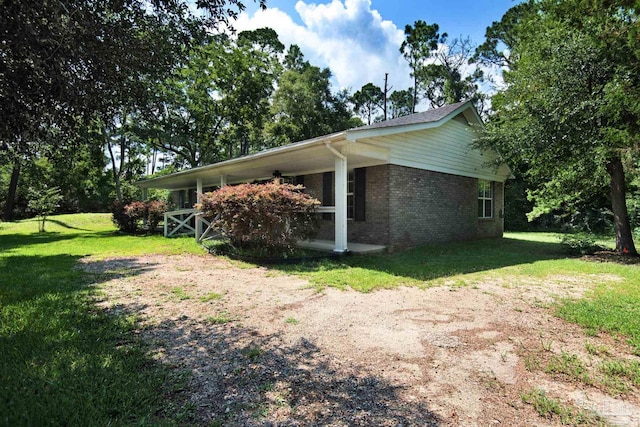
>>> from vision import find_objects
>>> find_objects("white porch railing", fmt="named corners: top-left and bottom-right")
top-left (164, 208), bottom-right (197, 237)
top-left (164, 209), bottom-right (219, 242)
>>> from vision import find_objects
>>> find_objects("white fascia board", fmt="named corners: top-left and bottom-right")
top-left (346, 121), bottom-right (443, 141)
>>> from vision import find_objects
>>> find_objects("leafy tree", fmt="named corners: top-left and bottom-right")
top-left (401, 21), bottom-right (484, 111)
top-left (97, 113), bottom-right (147, 204)
top-left (419, 36), bottom-right (485, 109)
top-left (283, 44), bottom-right (307, 71)
top-left (388, 89), bottom-right (414, 119)
top-left (400, 20), bottom-right (442, 113)
top-left (27, 186), bottom-right (63, 232)
top-left (1, 0), bottom-right (265, 220)
top-left (472, 0), bottom-right (535, 68)
top-left (352, 83), bottom-right (384, 125)
top-left (1, 129), bottom-right (113, 218)
top-left (480, 0), bottom-right (640, 255)
top-left (268, 48), bottom-right (357, 143)
top-left (139, 29), bottom-right (283, 168)
top-left (226, 28), bottom-right (285, 155)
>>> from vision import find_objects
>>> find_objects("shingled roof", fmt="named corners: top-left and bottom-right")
top-left (352, 100), bottom-right (471, 132)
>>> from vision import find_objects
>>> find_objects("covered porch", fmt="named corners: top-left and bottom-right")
top-left (138, 132), bottom-right (390, 253)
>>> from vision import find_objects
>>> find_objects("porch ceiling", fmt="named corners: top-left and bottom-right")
top-left (138, 136), bottom-right (389, 190)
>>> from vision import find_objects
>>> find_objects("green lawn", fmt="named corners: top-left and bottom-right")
top-left (1, 214), bottom-right (639, 425)
top-left (0, 214), bottom-right (203, 425)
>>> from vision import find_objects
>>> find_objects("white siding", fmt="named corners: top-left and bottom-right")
top-left (361, 118), bottom-right (509, 182)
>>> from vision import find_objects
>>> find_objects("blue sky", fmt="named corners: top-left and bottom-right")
top-left (237, 0), bottom-right (518, 93)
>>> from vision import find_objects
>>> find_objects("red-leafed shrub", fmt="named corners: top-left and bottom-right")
top-left (112, 200), bottom-right (168, 234)
top-left (112, 201), bottom-right (139, 233)
top-left (196, 180), bottom-right (320, 256)
top-left (146, 200), bottom-right (168, 231)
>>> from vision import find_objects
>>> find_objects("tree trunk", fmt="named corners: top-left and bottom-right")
top-left (106, 136), bottom-right (122, 203)
top-left (3, 162), bottom-right (21, 222)
top-left (605, 156), bottom-right (637, 256)
top-left (412, 74), bottom-right (418, 114)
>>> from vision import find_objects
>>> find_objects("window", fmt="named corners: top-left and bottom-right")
top-left (478, 180), bottom-right (493, 218)
top-left (347, 170), bottom-right (354, 220)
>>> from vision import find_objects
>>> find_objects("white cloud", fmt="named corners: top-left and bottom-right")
top-left (235, 0), bottom-right (413, 93)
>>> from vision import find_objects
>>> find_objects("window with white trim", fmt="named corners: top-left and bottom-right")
top-left (478, 179), bottom-right (493, 218)
top-left (347, 170), bottom-right (354, 220)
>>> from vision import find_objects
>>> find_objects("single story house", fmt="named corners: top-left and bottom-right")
top-left (137, 100), bottom-right (511, 252)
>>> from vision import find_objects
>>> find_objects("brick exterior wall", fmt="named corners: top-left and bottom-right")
top-left (388, 165), bottom-right (504, 250)
top-left (301, 164), bottom-right (504, 250)
top-left (348, 165), bottom-right (390, 245)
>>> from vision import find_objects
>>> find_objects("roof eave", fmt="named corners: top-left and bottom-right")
top-left (346, 101), bottom-right (481, 141)
top-left (136, 131), bottom-right (347, 188)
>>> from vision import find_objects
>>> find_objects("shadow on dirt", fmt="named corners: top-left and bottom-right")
top-left (140, 316), bottom-right (441, 426)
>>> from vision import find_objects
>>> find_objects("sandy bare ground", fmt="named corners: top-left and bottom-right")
top-left (80, 254), bottom-right (640, 426)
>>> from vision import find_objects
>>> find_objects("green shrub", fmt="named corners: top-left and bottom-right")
top-left (559, 233), bottom-right (606, 255)
top-left (196, 180), bottom-right (320, 256)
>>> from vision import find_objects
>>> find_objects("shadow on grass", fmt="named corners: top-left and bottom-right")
top-left (46, 218), bottom-right (91, 231)
top-left (0, 229), bottom-right (160, 253)
top-left (131, 316), bottom-right (441, 426)
top-left (273, 237), bottom-right (568, 283)
top-left (0, 254), bottom-right (190, 425)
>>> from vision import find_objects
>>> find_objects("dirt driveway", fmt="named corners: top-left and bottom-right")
top-left (82, 254), bottom-right (640, 426)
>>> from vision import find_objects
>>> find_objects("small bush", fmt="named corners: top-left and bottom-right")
top-left (147, 200), bottom-right (168, 231)
top-left (112, 200), bottom-right (168, 234)
top-left (559, 233), bottom-right (606, 255)
top-left (112, 201), bottom-right (139, 233)
top-left (196, 180), bottom-right (320, 257)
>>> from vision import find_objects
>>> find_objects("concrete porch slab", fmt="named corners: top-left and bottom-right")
top-left (297, 239), bottom-right (386, 255)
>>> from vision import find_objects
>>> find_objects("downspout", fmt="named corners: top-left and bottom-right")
top-left (324, 141), bottom-right (349, 253)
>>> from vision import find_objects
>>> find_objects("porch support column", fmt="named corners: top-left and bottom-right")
top-left (333, 155), bottom-right (348, 253)
top-left (196, 178), bottom-right (203, 201)
top-left (195, 178), bottom-right (203, 241)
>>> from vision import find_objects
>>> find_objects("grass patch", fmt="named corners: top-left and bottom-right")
top-left (521, 389), bottom-right (604, 425)
top-left (242, 347), bottom-right (262, 360)
top-left (199, 292), bottom-right (224, 302)
top-left (544, 352), bottom-right (593, 385)
top-left (525, 346), bottom-right (640, 396)
top-left (585, 341), bottom-right (611, 356)
top-left (0, 213), bottom-right (203, 425)
top-left (170, 286), bottom-right (191, 300)
top-left (284, 317), bottom-right (299, 325)
top-left (204, 312), bottom-right (233, 325)
top-left (557, 291), bottom-right (640, 353)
